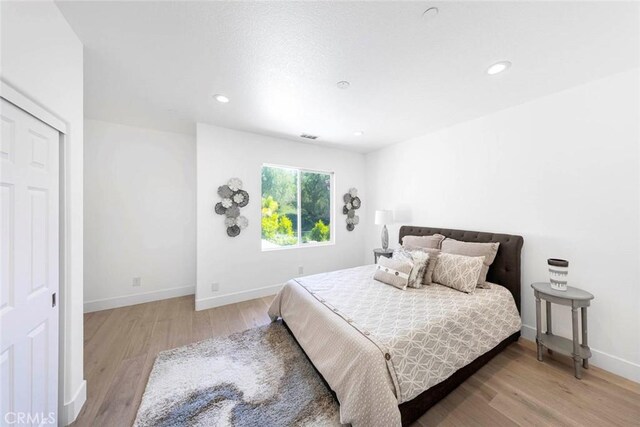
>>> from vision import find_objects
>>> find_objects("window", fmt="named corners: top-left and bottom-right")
top-left (261, 165), bottom-right (333, 250)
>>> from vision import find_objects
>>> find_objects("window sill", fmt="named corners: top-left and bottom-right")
top-left (261, 241), bottom-right (335, 252)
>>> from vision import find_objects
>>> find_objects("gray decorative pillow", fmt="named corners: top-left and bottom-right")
top-left (421, 249), bottom-right (441, 286)
top-left (440, 238), bottom-right (499, 287)
top-left (392, 248), bottom-right (430, 289)
top-left (374, 257), bottom-right (413, 290)
top-left (402, 234), bottom-right (446, 250)
top-left (432, 252), bottom-right (484, 293)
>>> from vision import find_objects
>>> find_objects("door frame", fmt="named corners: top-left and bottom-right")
top-left (1, 79), bottom-right (69, 423)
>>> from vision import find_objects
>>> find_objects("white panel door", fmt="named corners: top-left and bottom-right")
top-left (1, 99), bottom-right (59, 426)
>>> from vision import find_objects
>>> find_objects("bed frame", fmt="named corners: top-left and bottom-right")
top-left (397, 226), bottom-right (524, 426)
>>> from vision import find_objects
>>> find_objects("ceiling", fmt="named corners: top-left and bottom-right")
top-left (56, 1), bottom-right (639, 153)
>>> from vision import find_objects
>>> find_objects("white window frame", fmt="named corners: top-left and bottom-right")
top-left (261, 163), bottom-right (335, 251)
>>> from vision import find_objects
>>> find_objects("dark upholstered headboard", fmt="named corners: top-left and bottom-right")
top-left (399, 226), bottom-right (524, 313)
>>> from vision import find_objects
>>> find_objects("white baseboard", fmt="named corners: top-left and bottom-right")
top-left (61, 379), bottom-right (86, 426)
top-left (521, 324), bottom-right (640, 382)
top-left (84, 285), bottom-right (195, 313)
top-left (195, 284), bottom-right (283, 311)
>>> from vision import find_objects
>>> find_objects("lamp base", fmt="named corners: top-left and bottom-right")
top-left (381, 225), bottom-right (389, 250)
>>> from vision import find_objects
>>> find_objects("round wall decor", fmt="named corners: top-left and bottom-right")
top-left (214, 178), bottom-right (249, 237)
top-left (342, 188), bottom-right (361, 231)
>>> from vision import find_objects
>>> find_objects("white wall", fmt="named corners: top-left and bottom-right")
top-left (365, 69), bottom-right (640, 381)
top-left (1, 1), bottom-right (86, 423)
top-left (196, 123), bottom-right (367, 310)
top-left (83, 120), bottom-right (196, 312)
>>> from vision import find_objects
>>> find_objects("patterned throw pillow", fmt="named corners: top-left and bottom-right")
top-left (392, 248), bottom-right (430, 288)
top-left (374, 257), bottom-right (413, 290)
top-left (441, 239), bottom-right (499, 288)
top-left (432, 252), bottom-right (484, 293)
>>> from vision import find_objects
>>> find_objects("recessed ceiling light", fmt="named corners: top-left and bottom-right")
top-left (422, 7), bottom-right (439, 19)
top-left (487, 61), bottom-right (512, 75)
top-left (336, 81), bottom-right (350, 90)
top-left (213, 94), bottom-right (230, 103)
top-left (354, 131), bottom-right (364, 136)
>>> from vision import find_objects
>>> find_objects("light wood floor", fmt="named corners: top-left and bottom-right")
top-left (72, 295), bottom-right (640, 427)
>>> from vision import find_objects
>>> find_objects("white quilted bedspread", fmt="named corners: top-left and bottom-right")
top-left (269, 265), bottom-right (522, 426)
top-left (293, 264), bottom-right (521, 403)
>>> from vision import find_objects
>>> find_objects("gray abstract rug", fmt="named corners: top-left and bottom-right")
top-left (134, 321), bottom-right (342, 427)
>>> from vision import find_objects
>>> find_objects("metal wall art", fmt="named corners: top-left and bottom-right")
top-left (342, 188), bottom-right (361, 231)
top-left (215, 178), bottom-right (249, 237)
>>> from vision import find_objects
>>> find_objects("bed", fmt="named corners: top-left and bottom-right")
top-left (268, 226), bottom-right (524, 426)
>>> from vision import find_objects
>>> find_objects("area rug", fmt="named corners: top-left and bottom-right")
top-left (134, 321), bottom-right (342, 426)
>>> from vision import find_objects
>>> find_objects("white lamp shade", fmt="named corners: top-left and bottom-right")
top-left (375, 210), bottom-right (393, 225)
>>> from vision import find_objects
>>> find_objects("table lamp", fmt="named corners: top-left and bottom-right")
top-left (374, 210), bottom-right (393, 250)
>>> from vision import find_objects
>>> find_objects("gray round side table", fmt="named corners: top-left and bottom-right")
top-left (531, 282), bottom-right (594, 379)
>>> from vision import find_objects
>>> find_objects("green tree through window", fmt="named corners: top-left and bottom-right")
top-left (261, 165), bottom-right (333, 249)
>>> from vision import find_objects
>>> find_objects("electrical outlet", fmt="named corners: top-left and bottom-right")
top-left (298, 266), bottom-right (304, 275)
top-left (132, 277), bottom-right (141, 287)
top-left (211, 282), bottom-right (219, 292)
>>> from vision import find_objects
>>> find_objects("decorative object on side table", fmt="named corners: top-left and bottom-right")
top-left (548, 258), bottom-right (569, 291)
top-left (374, 210), bottom-right (393, 250)
top-left (531, 282), bottom-right (594, 379)
top-left (342, 188), bottom-right (361, 231)
top-left (214, 178), bottom-right (249, 237)
top-left (373, 248), bottom-right (394, 264)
